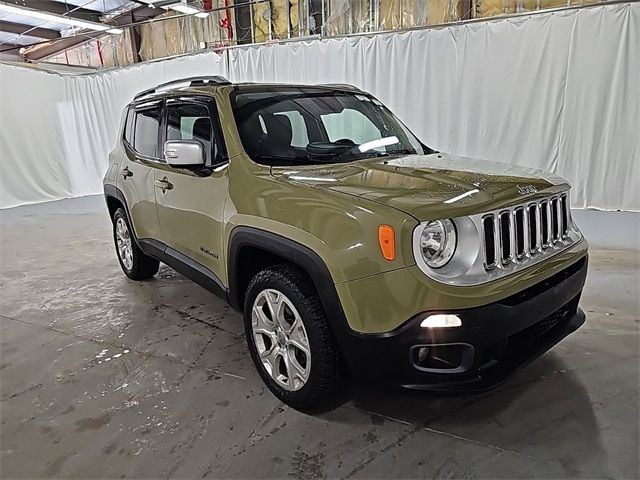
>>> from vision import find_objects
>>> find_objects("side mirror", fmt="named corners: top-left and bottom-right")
top-left (163, 141), bottom-right (205, 169)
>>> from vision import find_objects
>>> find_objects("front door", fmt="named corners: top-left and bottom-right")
top-left (154, 97), bottom-right (229, 285)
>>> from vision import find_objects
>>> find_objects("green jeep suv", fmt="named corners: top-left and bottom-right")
top-left (103, 76), bottom-right (588, 410)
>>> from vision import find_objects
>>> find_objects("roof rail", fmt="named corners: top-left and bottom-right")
top-left (324, 83), bottom-right (362, 92)
top-left (134, 75), bottom-right (231, 100)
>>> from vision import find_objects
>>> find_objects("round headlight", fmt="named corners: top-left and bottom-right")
top-left (419, 219), bottom-right (457, 268)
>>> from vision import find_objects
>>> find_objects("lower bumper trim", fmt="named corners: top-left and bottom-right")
top-left (401, 307), bottom-right (585, 392)
top-left (339, 255), bottom-right (588, 391)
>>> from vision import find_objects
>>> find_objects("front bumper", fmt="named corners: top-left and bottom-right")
top-left (341, 255), bottom-right (588, 392)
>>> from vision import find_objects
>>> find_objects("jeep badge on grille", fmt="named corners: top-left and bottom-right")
top-left (516, 184), bottom-right (538, 195)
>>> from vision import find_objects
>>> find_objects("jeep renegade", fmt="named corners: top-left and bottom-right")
top-left (103, 76), bottom-right (588, 411)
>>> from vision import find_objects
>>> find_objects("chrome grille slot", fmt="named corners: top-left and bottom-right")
top-left (551, 197), bottom-right (560, 242)
top-left (560, 194), bottom-right (569, 237)
top-left (479, 191), bottom-right (575, 273)
top-left (527, 203), bottom-right (539, 253)
top-left (540, 200), bottom-right (550, 248)
top-left (498, 211), bottom-right (513, 264)
top-left (514, 207), bottom-right (526, 259)
top-left (482, 215), bottom-right (497, 269)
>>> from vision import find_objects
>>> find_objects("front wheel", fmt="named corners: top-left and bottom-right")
top-left (243, 264), bottom-right (344, 411)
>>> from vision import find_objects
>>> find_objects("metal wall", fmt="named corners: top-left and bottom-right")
top-left (43, 0), bottom-right (620, 67)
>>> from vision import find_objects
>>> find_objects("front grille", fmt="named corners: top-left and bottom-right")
top-left (482, 193), bottom-right (570, 270)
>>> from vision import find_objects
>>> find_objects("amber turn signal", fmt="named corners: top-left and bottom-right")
top-left (378, 225), bottom-right (396, 261)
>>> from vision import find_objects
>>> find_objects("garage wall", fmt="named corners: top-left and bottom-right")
top-left (1, 2), bottom-right (638, 210)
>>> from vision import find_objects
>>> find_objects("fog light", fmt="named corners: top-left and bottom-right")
top-left (420, 314), bottom-right (462, 328)
top-left (417, 347), bottom-right (430, 362)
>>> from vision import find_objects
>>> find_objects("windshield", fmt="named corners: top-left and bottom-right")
top-left (231, 87), bottom-right (431, 166)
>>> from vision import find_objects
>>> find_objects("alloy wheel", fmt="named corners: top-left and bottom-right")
top-left (115, 217), bottom-right (133, 270)
top-left (251, 289), bottom-right (311, 391)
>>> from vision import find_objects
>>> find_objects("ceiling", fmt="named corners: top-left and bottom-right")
top-left (0, 0), bottom-right (162, 59)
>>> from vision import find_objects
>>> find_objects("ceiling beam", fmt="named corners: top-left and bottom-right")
top-left (110, 5), bottom-right (165, 27)
top-left (2, 1), bottom-right (103, 22)
top-left (0, 42), bottom-right (20, 51)
top-left (17, 32), bottom-right (100, 59)
top-left (18, 5), bottom-right (168, 61)
top-left (0, 20), bottom-right (60, 39)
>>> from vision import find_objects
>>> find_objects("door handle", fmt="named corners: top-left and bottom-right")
top-left (121, 166), bottom-right (133, 179)
top-left (154, 177), bottom-right (174, 193)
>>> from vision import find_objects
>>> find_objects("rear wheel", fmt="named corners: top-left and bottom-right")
top-left (112, 208), bottom-right (159, 280)
top-left (244, 264), bottom-right (344, 411)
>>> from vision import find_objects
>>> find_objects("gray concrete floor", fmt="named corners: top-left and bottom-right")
top-left (0, 195), bottom-right (638, 479)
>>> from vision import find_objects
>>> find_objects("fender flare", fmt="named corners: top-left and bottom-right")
top-left (104, 185), bottom-right (138, 239)
top-left (227, 226), bottom-right (356, 349)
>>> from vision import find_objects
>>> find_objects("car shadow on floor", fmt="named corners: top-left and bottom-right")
top-left (322, 353), bottom-right (611, 476)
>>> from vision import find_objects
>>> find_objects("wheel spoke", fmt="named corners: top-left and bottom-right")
top-left (286, 347), bottom-right (309, 384)
top-left (261, 345), bottom-right (280, 376)
top-left (288, 318), bottom-right (310, 356)
top-left (281, 349), bottom-right (295, 389)
top-left (252, 304), bottom-right (276, 334)
top-left (265, 291), bottom-right (286, 328)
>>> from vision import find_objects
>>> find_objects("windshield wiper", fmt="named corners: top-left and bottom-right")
top-left (383, 148), bottom-right (416, 156)
top-left (347, 149), bottom-right (416, 161)
top-left (250, 153), bottom-right (309, 165)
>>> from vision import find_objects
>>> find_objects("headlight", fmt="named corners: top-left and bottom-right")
top-left (418, 219), bottom-right (457, 268)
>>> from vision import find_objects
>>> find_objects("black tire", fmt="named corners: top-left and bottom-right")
top-left (244, 264), bottom-right (345, 412)
top-left (112, 208), bottom-right (159, 280)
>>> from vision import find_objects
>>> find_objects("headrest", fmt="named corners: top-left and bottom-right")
top-left (264, 114), bottom-right (293, 146)
top-left (192, 117), bottom-right (211, 139)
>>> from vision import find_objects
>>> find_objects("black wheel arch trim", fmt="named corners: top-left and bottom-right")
top-left (227, 226), bottom-right (359, 358)
top-left (104, 184), bottom-right (140, 244)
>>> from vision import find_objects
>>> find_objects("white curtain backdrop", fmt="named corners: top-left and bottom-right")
top-left (1, 2), bottom-right (638, 210)
top-left (0, 51), bottom-right (227, 208)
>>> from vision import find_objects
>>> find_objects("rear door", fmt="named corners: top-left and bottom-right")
top-left (154, 97), bottom-right (229, 285)
top-left (118, 101), bottom-right (163, 242)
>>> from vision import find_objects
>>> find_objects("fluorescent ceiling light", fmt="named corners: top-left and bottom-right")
top-left (195, 12), bottom-right (210, 18)
top-left (106, 28), bottom-right (124, 34)
top-left (169, 3), bottom-right (199, 14)
top-left (0, 2), bottom-right (116, 33)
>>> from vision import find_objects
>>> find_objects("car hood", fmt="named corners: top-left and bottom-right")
top-left (270, 153), bottom-right (568, 221)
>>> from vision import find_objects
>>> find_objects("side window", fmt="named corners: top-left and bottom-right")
top-left (166, 103), bottom-right (215, 165)
top-left (133, 107), bottom-right (162, 158)
top-left (273, 111), bottom-right (309, 147)
top-left (321, 108), bottom-right (382, 145)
